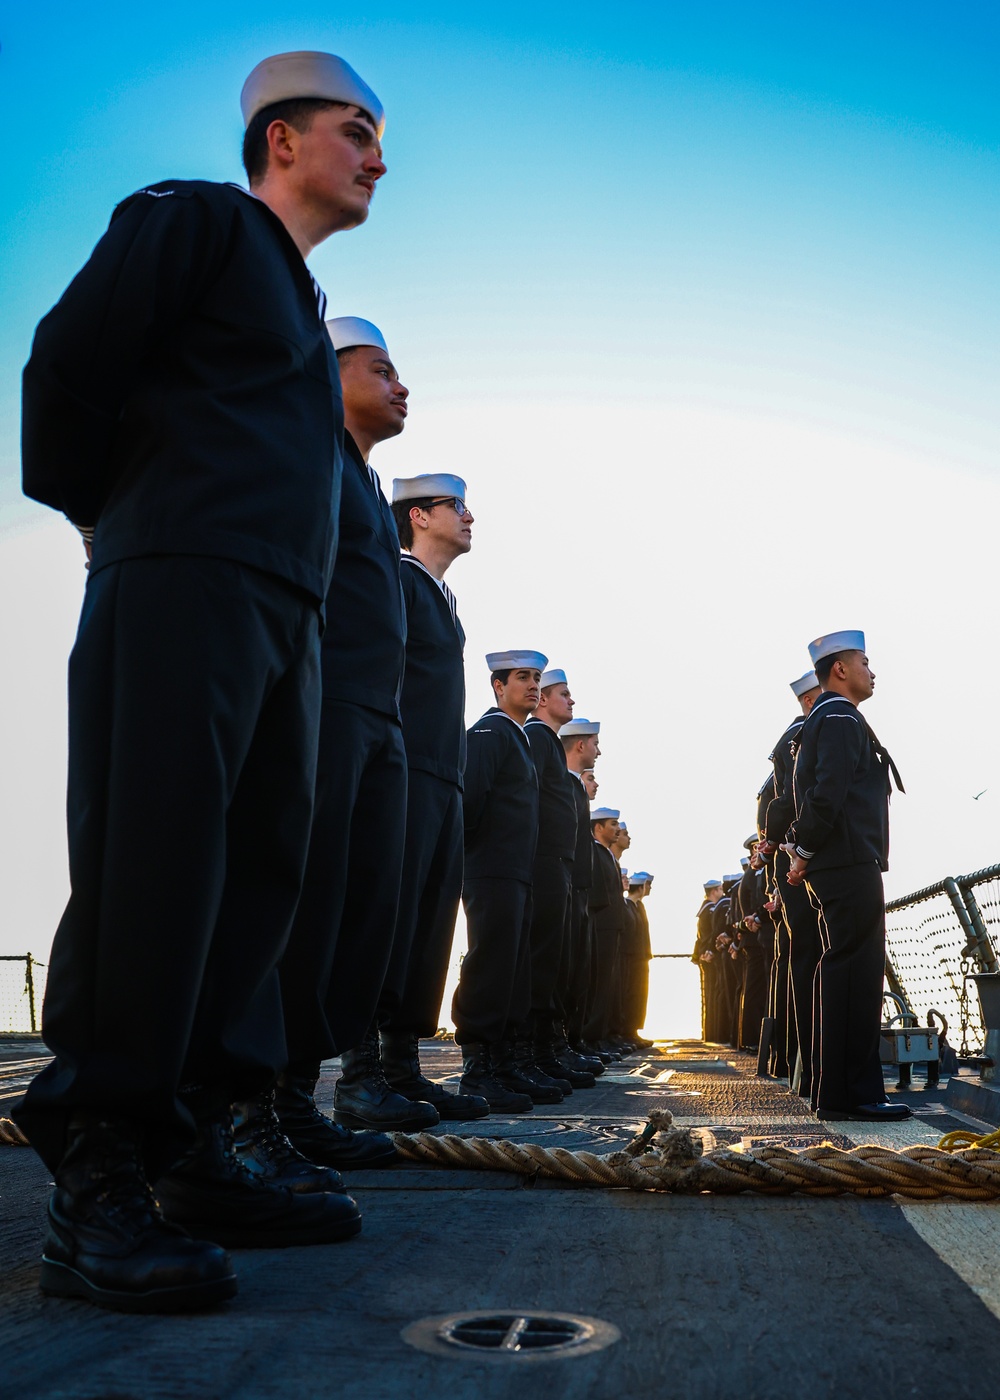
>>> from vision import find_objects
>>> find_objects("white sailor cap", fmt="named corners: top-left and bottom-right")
top-left (808, 630), bottom-right (866, 665)
top-left (540, 669), bottom-right (568, 689)
top-left (633, 871), bottom-right (653, 881)
top-left (559, 718), bottom-right (600, 737)
top-left (590, 806), bottom-right (620, 822)
top-left (724, 873), bottom-right (743, 884)
top-left (618, 822), bottom-right (628, 832)
top-left (790, 669), bottom-right (820, 697)
top-left (743, 833), bottom-right (758, 850)
top-left (486, 650), bottom-right (548, 672)
top-left (740, 856), bottom-right (750, 868)
top-left (241, 51), bottom-right (385, 137)
top-left (704, 879), bottom-right (723, 890)
top-left (326, 317), bottom-right (388, 354)
top-left (392, 473), bottom-right (467, 505)
top-left (628, 872), bottom-right (646, 887)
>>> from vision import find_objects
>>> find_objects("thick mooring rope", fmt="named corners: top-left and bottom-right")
top-left (4, 1107), bottom-right (1000, 1199)
top-left (389, 1109), bottom-right (1000, 1200)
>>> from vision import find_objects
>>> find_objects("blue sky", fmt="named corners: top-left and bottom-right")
top-left (0, 5), bottom-right (998, 965)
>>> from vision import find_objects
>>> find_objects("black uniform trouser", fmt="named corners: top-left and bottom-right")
top-left (778, 864), bottom-right (823, 1096)
top-left (739, 945), bottom-right (769, 1048)
top-left (528, 855), bottom-right (573, 1017)
top-left (556, 889), bottom-right (592, 1038)
top-left (583, 918), bottom-right (621, 1043)
top-left (280, 700), bottom-right (407, 1066)
top-left (627, 954), bottom-right (650, 1035)
top-left (379, 772), bottom-right (463, 1037)
top-left (806, 862), bottom-right (886, 1111)
top-left (767, 916), bottom-right (796, 1075)
top-left (16, 558), bottom-right (320, 1177)
top-left (452, 878), bottom-right (532, 1045)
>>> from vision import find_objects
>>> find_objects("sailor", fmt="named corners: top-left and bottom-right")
top-left (582, 807), bottom-right (627, 1054)
top-left (453, 651), bottom-right (547, 1112)
top-left (735, 839), bottom-right (769, 1051)
top-left (711, 876), bottom-right (742, 1048)
top-left (760, 670), bottom-right (824, 1096)
top-left (276, 316), bottom-right (439, 1163)
top-left (523, 671), bottom-right (595, 1091)
top-left (626, 872), bottom-right (654, 1047)
top-left (14, 50), bottom-right (386, 1311)
top-left (785, 631), bottom-right (910, 1122)
top-left (557, 718), bottom-right (605, 1068)
top-left (692, 880), bottom-right (724, 1040)
top-left (375, 473), bottom-right (488, 1121)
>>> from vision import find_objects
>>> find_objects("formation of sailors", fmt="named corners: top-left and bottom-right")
top-left (692, 633), bottom-right (912, 1127)
top-left (13, 49), bottom-right (657, 1314)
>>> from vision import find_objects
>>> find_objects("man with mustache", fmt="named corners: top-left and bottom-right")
top-left (273, 317), bottom-right (439, 1174)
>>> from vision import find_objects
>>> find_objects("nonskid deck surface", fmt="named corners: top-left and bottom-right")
top-left (3, 1038), bottom-right (1000, 1399)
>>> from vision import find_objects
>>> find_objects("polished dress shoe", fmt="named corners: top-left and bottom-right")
top-left (155, 1111), bottom-right (362, 1248)
top-left (816, 1102), bottom-right (913, 1122)
top-left (41, 1114), bottom-right (236, 1313)
top-left (233, 1091), bottom-right (348, 1193)
top-left (458, 1043), bottom-right (533, 1114)
top-left (274, 1067), bottom-right (397, 1167)
top-left (334, 1029), bottom-right (440, 1131)
top-left (380, 1032), bottom-right (490, 1121)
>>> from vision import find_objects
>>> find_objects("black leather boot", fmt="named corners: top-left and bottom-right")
top-left (40, 1113), bottom-right (236, 1313)
top-left (380, 1032), bottom-right (489, 1121)
top-left (514, 1036), bottom-right (570, 1097)
top-left (274, 1066), bottom-right (397, 1167)
top-left (458, 1042), bottom-right (533, 1114)
top-left (534, 1017), bottom-right (596, 1088)
top-left (155, 1110), bottom-right (362, 1248)
top-left (232, 1090), bottom-right (348, 1194)
top-left (334, 1028), bottom-right (440, 1131)
top-left (500, 1039), bottom-right (564, 1103)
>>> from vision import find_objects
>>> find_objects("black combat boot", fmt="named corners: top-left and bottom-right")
top-left (498, 1038), bottom-right (563, 1103)
top-left (514, 1035), bottom-right (571, 1097)
top-left (274, 1065), bottom-right (398, 1167)
top-left (40, 1113), bottom-right (236, 1313)
top-left (232, 1090), bottom-right (348, 1193)
top-left (556, 1024), bottom-right (604, 1075)
top-left (334, 1027), bottom-right (440, 1131)
top-left (534, 1016), bottom-right (596, 1088)
top-left (380, 1032), bottom-right (490, 1121)
top-left (155, 1109), bottom-right (362, 1248)
top-left (458, 1042), bottom-right (533, 1114)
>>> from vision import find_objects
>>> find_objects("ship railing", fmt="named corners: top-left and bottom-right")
top-left (885, 864), bottom-right (1000, 1057)
top-left (0, 955), bottom-right (47, 1035)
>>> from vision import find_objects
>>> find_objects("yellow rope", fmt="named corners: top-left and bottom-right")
top-left (937, 1125), bottom-right (1000, 1153)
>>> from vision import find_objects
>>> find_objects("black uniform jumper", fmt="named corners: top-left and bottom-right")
top-left (16, 182), bottom-right (342, 1176)
top-left (524, 719), bottom-right (578, 1018)
top-left (791, 692), bottom-right (900, 1112)
top-left (280, 434), bottom-right (407, 1066)
top-left (766, 714), bottom-right (823, 1095)
top-left (583, 843), bottom-right (625, 1044)
top-left (452, 709), bottom-right (539, 1046)
top-left (559, 775), bottom-right (595, 1040)
top-left (379, 555), bottom-right (466, 1036)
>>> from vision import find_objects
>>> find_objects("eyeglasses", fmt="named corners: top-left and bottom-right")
top-left (425, 497), bottom-right (471, 516)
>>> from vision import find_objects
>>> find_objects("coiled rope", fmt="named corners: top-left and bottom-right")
top-left (5, 1107), bottom-right (1000, 1198)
